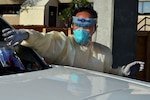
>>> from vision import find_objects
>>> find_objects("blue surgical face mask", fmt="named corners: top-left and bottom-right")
top-left (73, 29), bottom-right (91, 45)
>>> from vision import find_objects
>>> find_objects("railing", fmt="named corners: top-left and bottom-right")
top-left (12, 25), bottom-right (73, 36)
top-left (137, 17), bottom-right (150, 31)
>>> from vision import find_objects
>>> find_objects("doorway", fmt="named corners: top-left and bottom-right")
top-left (49, 6), bottom-right (57, 27)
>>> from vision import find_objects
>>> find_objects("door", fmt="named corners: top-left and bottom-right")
top-left (49, 6), bottom-right (57, 27)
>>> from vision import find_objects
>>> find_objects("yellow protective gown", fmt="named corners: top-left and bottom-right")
top-left (21, 29), bottom-right (120, 74)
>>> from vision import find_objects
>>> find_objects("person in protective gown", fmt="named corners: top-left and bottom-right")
top-left (2, 7), bottom-right (144, 76)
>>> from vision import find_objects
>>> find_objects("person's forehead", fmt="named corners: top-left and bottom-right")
top-left (76, 11), bottom-right (92, 18)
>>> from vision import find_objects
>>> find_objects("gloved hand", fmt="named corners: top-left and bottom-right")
top-left (2, 28), bottom-right (28, 46)
top-left (121, 61), bottom-right (144, 76)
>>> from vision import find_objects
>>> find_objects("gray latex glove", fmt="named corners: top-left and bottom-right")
top-left (2, 28), bottom-right (28, 46)
top-left (121, 61), bottom-right (144, 76)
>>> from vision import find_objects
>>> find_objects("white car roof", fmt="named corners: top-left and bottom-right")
top-left (0, 65), bottom-right (149, 100)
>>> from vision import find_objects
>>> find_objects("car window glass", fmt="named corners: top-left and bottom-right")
top-left (0, 16), bottom-right (12, 41)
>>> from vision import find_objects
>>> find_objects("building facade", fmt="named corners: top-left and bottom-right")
top-left (0, 0), bottom-right (93, 27)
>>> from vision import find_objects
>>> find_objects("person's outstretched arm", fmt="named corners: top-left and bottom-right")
top-left (2, 28), bottom-right (29, 46)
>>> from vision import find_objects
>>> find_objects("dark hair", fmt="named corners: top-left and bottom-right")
top-left (72, 7), bottom-right (98, 31)
top-left (73, 7), bottom-right (98, 18)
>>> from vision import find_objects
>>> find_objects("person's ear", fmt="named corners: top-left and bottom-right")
top-left (94, 24), bottom-right (98, 32)
top-left (71, 24), bottom-right (73, 28)
top-left (92, 24), bottom-right (97, 33)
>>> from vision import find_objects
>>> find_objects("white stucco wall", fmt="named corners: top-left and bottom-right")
top-left (94, 0), bottom-right (114, 49)
top-left (19, 0), bottom-right (49, 25)
top-left (20, 6), bottom-right (45, 25)
top-left (2, 14), bottom-right (20, 25)
top-left (20, 0), bottom-right (58, 26)
top-left (138, 15), bottom-right (150, 31)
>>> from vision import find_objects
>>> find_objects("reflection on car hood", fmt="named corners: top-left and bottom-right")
top-left (0, 65), bottom-right (150, 100)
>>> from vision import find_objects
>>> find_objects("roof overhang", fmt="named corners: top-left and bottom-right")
top-left (0, 0), bottom-right (25, 5)
top-left (21, 0), bottom-right (49, 7)
top-left (59, 0), bottom-right (93, 3)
